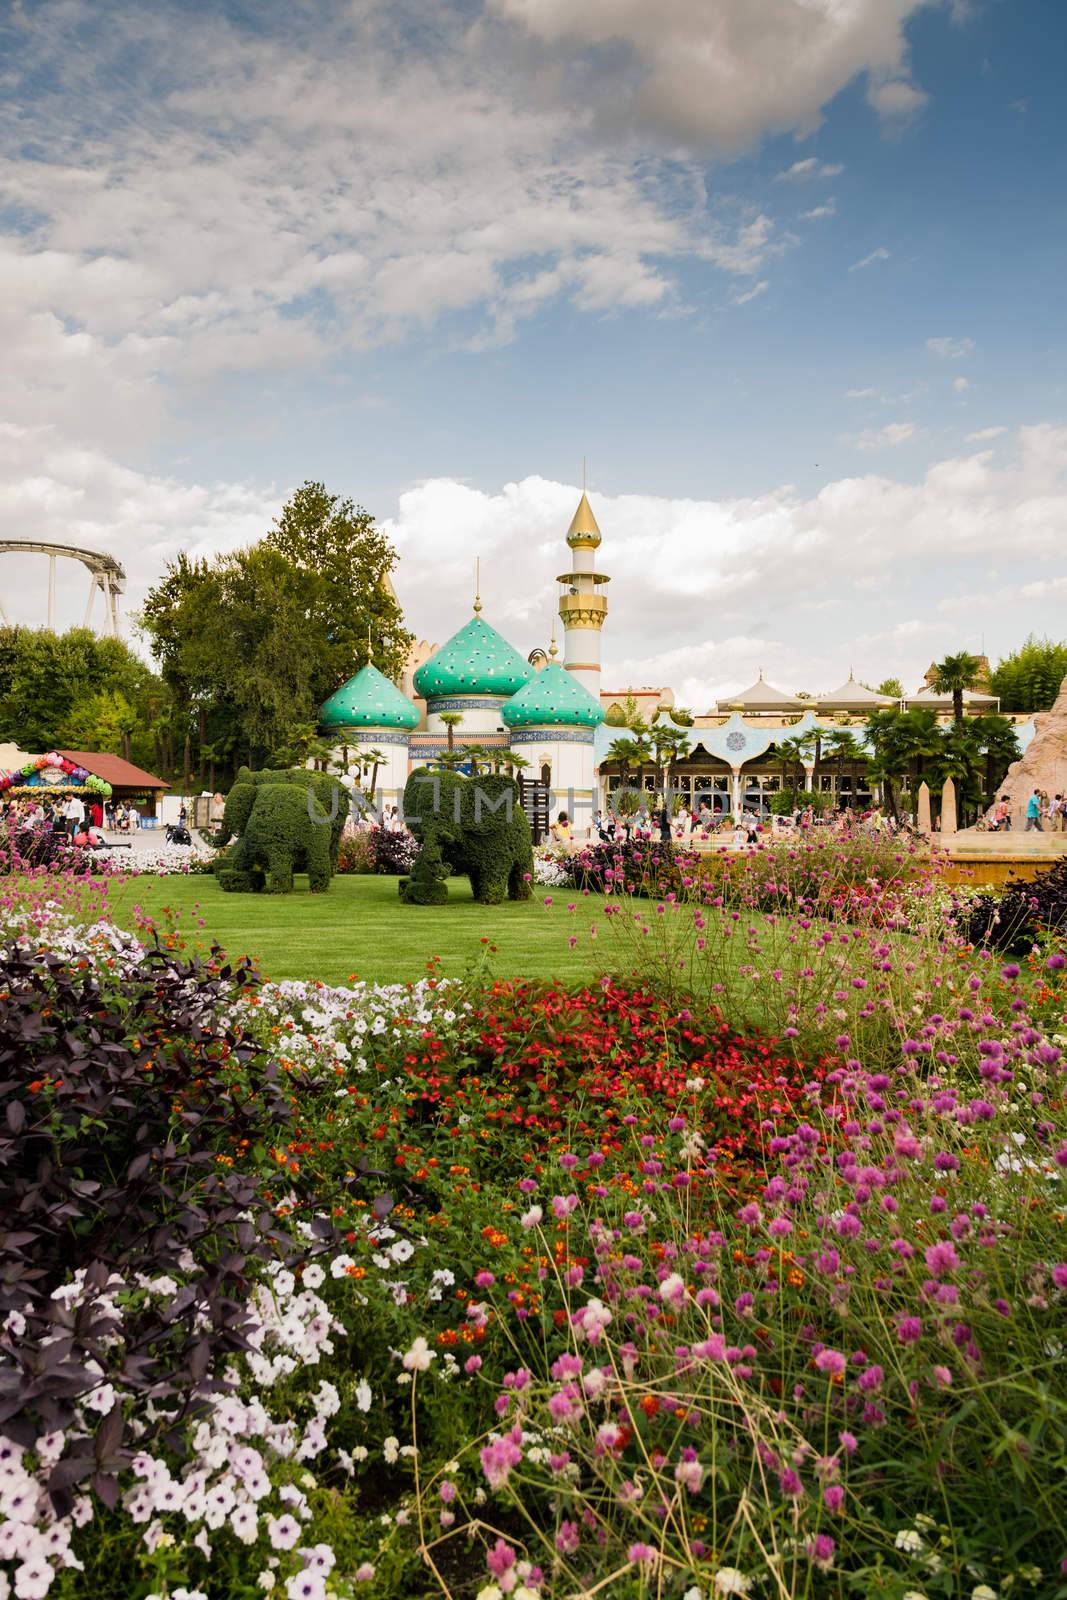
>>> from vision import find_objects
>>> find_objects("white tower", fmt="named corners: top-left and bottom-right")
top-left (557, 491), bottom-right (609, 700)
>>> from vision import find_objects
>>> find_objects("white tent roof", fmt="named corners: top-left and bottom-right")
top-left (817, 676), bottom-right (892, 709)
top-left (719, 671), bottom-right (802, 711)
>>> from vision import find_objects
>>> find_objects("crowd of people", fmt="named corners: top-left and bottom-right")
top-left (578, 798), bottom-right (902, 849)
top-left (2, 791), bottom-right (144, 846)
top-left (986, 789), bottom-right (1067, 832)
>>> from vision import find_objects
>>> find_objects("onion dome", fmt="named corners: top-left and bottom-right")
top-left (320, 664), bottom-right (420, 731)
top-left (502, 662), bottom-right (606, 728)
top-left (413, 616), bottom-right (533, 699)
top-left (566, 491), bottom-right (601, 549)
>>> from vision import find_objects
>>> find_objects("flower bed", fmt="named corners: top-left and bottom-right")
top-left (0, 894), bottom-right (1064, 1599)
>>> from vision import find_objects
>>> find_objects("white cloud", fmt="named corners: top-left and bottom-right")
top-left (7, 424), bottom-right (1067, 706)
top-left (854, 421), bottom-right (916, 450)
top-left (966, 425), bottom-right (1006, 442)
top-left (492, 0), bottom-right (930, 147)
top-left (953, 377), bottom-right (969, 393)
top-left (386, 426), bottom-right (1067, 689)
top-left (850, 247), bottom-right (890, 270)
top-left (867, 79), bottom-right (930, 119)
top-left (731, 279), bottom-right (769, 306)
top-left (846, 387), bottom-right (880, 400)
top-left (776, 159), bottom-right (844, 183)
top-left (801, 199), bottom-right (837, 220)
top-left (927, 336), bottom-right (975, 358)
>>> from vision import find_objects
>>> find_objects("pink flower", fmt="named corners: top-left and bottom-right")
top-left (487, 1539), bottom-right (517, 1579)
top-left (628, 1543), bottom-right (657, 1565)
top-left (824, 1484), bottom-right (845, 1513)
top-left (924, 1241), bottom-right (960, 1278)
top-left (814, 1348), bottom-right (846, 1378)
top-left (1052, 1264), bottom-right (1067, 1290)
top-left (556, 1520), bottom-right (580, 1554)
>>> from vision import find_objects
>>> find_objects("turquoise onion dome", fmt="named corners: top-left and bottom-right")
top-left (502, 662), bottom-right (605, 729)
top-left (413, 615), bottom-right (533, 699)
top-left (319, 664), bottom-right (420, 731)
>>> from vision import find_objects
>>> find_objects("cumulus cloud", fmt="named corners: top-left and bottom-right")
top-left (854, 421), bottom-right (916, 449)
top-left (850, 247), bottom-right (890, 270)
top-left (0, 0), bottom-right (796, 454)
top-left (927, 336), bottom-right (975, 358)
top-left (6, 425), bottom-right (1067, 702)
top-left (867, 79), bottom-right (930, 119)
top-left (376, 424), bottom-right (1067, 697)
top-left (491, 0), bottom-right (930, 147)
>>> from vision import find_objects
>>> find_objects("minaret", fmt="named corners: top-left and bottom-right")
top-left (557, 489), bottom-right (609, 700)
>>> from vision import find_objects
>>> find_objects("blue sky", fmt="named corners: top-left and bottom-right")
top-left (1, 0), bottom-right (1065, 706)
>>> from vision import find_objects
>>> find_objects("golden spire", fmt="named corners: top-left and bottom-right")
top-left (566, 491), bottom-right (602, 546)
top-left (473, 557), bottom-right (482, 614)
top-left (549, 622), bottom-right (558, 659)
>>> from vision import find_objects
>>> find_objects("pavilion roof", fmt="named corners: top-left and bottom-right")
top-left (718, 671), bottom-right (802, 711)
top-left (817, 676), bottom-right (891, 709)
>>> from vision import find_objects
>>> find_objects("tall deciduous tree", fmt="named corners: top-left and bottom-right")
top-left (138, 483), bottom-right (412, 780)
top-left (991, 635), bottom-right (1067, 713)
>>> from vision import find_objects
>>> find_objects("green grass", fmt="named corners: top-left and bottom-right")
top-left (107, 872), bottom-right (617, 985)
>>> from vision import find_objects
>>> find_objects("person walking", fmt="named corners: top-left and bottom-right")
top-left (1024, 789), bottom-right (1043, 832)
top-left (656, 800), bottom-right (672, 843)
top-left (62, 792), bottom-right (85, 838)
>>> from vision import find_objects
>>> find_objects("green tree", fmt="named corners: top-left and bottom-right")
top-left (439, 711), bottom-right (464, 752)
top-left (266, 481), bottom-right (411, 688)
top-left (0, 625), bottom-right (167, 762)
top-left (875, 677), bottom-right (903, 699)
top-left (138, 483), bottom-right (412, 781)
top-left (930, 650), bottom-right (983, 726)
top-left (990, 635), bottom-right (1067, 713)
top-left (822, 729), bottom-right (866, 806)
top-left (969, 714), bottom-right (1021, 809)
top-left (59, 689), bottom-right (138, 762)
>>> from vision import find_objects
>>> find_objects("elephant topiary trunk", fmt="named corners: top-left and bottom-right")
top-left (401, 768), bottom-right (533, 906)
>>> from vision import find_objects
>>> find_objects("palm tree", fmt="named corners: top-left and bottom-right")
top-left (461, 743), bottom-right (490, 776)
top-left (360, 747), bottom-right (388, 798)
top-left (650, 722), bottom-right (690, 797)
top-left (969, 714), bottom-right (1021, 809)
top-left (822, 730), bottom-right (865, 809)
top-left (436, 749), bottom-right (467, 771)
top-left (930, 651), bottom-right (983, 727)
top-left (439, 711), bottom-right (464, 752)
top-left (774, 733), bottom-right (811, 797)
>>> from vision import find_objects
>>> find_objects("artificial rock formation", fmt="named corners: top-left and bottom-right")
top-left (986, 674), bottom-right (1067, 824)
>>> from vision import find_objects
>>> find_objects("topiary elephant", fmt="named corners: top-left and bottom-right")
top-left (401, 768), bottom-right (533, 906)
top-left (214, 767), bottom-right (346, 894)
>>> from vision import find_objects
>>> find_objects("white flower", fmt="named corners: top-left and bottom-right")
top-left (302, 1265), bottom-right (325, 1289)
top-left (355, 1379), bottom-right (372, 1413)
top-left (713, 1571), bottom-right (752, 1597)
top-left (895, 1530), bottom-right (925, 1555)
top-left (402, 1337), bottom-right (435, 1373)
top-left (476, 1588), bottom-right (504, 1600)
top-left (520, 1206), bottom-right (543, 1230)
top-left (258, 1577), bottom-right (276, 1593)
top-left (971, 1589), bottom-right (998, 1600)
top-left (13, 1560), bottom-right (54, 1600)
top-left (266, 1513), bottom-right (301, 1551)
top-left (383, 1436), bottom-right (400, 1465)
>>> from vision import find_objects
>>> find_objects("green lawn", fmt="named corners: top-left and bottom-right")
top-left (108, 872), bottom-right (618, 986)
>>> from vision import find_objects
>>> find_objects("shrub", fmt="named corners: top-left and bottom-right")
top-left (563, 839), bottom-right (698, 898)
top-left (369, 825), bottom-right (419, 875)
top-left (0, 938), bottom-right (324, 1509)
top-left (337, 829), bottom-right (375, 873)
top-left (957, 858), bottom-right (1067, 953)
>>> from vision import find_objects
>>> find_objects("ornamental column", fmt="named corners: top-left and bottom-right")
top-left (557, 491), bottom-right (609, 700)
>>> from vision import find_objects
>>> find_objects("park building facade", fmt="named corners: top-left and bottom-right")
top-left (317, 491), bottom-right (1038, 825)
